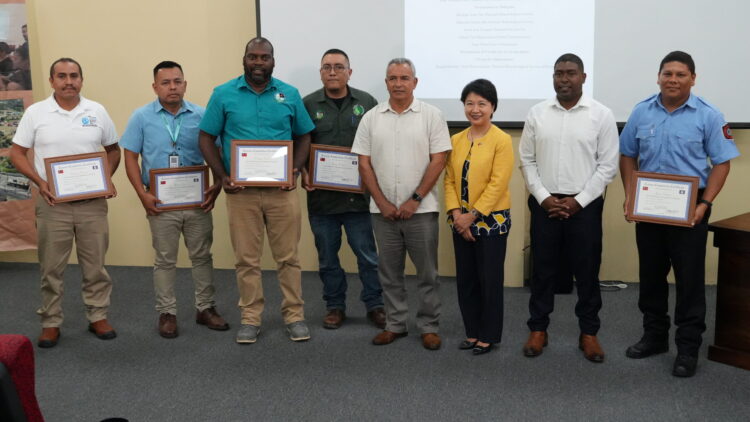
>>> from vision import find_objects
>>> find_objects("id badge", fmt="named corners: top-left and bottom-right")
top-left (168, 154), bottom-right (180, 168)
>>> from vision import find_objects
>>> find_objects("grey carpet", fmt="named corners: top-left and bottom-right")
top-left (0, 261), bottom-right (747, 422)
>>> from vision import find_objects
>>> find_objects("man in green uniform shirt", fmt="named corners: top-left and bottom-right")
top-left (302, 49), bottom-right (385, 329)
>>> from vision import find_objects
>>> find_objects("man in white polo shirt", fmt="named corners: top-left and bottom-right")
top-left (351, 58), bottom-right (451, 350)
top-left (10, 57), bottom-right (121, 348)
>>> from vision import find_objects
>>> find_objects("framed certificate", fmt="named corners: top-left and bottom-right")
top-left (628, 171), bottom-right (699, 227)
top-left (149, 165), bottom-right (209, 211)
top-left (230, 140), bottom-right (293, 187)
top-left (308, 144), bottom-right (363, 193)
top-left (44, 152), bottom-right (114, 202)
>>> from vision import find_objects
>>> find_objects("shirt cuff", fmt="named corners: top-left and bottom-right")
top-left (531, 187), bottom-right (551, 206)
top-left (574, 191), bottom-right (594, 208)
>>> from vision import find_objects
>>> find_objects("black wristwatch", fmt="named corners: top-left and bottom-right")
top-left (698, 198), bottom-right (713, 207)
top-left (411, 192), bottom-right (423, 202)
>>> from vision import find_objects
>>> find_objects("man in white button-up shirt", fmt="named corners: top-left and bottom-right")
top-left (519, 53), bottom-right (619, 362)
top-left (351, 58), bottom-right (451, 350)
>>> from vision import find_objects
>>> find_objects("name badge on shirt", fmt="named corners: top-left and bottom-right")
top-left (168, 154), bottom-right (180, 168)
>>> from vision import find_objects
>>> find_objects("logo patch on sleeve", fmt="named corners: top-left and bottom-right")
top-left (722, 124), bottom-right (733, 139)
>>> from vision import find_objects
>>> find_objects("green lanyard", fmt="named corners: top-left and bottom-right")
top-left (160, 111), bottom-right (183, 153)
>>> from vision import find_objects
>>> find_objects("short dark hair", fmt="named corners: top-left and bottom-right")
top-left (49, 57), bottom-right (82, 78)
top-left (554, 53), bottom-right (584, 72)
top-left (153, 60), bottom-right (183, 78)
top-left (659, 50), bottom-right (695, 74)
top-left (245, 37), bottom-right (274, 55)
top-left (321, 48), bottom-right (349, 63)
top-left (0, 42), bottom-right (10, 54)
top-left (460, 79), bottom-right (498, 112)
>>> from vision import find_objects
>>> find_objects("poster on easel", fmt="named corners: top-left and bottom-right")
top-left (0, 0), bottom-right (35, 251)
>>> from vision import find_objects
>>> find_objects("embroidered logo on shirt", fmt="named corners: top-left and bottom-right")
top-left (315, 111), bottom-right (324, 120)
top-left (81, 116), bottom-right (98, 127)
top-left (722, 124), bottom-right (733, 140)
top-left (352, 104), bottom-right (365, 116)
top-left (275, 92), bottom-right (286, 103)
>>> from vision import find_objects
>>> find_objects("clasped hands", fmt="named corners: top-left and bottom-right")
top-left (542, 196), bottom-right (581, 219)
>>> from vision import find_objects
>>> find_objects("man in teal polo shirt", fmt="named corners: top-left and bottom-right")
top-left (199, 37), bottom-right (315, 344)
top-left (122, 61), bottom-right (227, 339)
top-left (302, 48), bottom-right (385, 330)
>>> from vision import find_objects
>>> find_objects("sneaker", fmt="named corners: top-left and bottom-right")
top-left (286, 321), bottom-right (311, 342)
top-left (236, 324), bottom-right (260, 344)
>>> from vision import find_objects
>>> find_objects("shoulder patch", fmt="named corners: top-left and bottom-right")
top-left (722, 124), bottom-right (733, 140)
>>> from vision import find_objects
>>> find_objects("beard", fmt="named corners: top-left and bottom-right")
top-left (244, 63), bottom-right (272, 85)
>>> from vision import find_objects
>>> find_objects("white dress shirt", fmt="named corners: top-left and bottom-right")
top-left (351, 98), bottom-right (451, 214)
top-left (519, 96), bottom-right (619, 208)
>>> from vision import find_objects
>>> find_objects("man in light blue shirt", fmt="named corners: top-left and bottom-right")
top-left (122, 61), bottom-right (227, 339)
top-left (620, 51), bottom-right (740, 378)
top-left (199, 37), bottom-right (315, 344)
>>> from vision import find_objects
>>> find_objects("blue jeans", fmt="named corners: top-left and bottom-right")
top-left (309, 212), bottom-right (383, 311)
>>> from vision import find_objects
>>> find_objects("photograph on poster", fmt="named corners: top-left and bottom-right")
top-left (0, 97), bottom-right (29, 200)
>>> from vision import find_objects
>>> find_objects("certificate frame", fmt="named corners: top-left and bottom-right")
top-left (44, 152), bottom-right (114, 202)
top-left (627, 171), bottom-right (699, 227)
top-left (149, 165), bottom-right (209, 211)
top-left (307, 144), bottom-right (364, 193)
top-left (230, 140), bottom-right (293, 187)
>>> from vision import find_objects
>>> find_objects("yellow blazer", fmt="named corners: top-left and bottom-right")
top-left (444, 125), bottom-right (514, 215)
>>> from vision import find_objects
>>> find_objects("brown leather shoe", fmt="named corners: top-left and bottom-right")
top-left (88, 319), bottom-right (117, 340)
top-left (372, 330), bottom-right (407, 345)
top-left (367, 307), bottom-right (386, 329)
top-left (196, 307), bottom-right (230, 331)
top-left (522, 331), bottom-right (548, 357)
top-left (323, 309), bottom-right (345, 329)
top-left (421, 333), bottom-right (442, 350)
top-left (579, 334), bottom-right (605, 363)
top-left (38, 327), bottom-right (60, 348)
top-left (158, 313), bottom-right (178, 339)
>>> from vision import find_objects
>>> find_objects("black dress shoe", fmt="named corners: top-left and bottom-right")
top-left (672, 355), bottom-right (698, 378)
top-left (472, 343), bottom-right (493, 355)
top-left (625, 339), bottom-right (668, 359)
top-left (459, 340), bottom-right (477, 350)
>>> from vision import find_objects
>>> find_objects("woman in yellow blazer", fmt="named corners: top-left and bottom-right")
top-left (444, 79), bottom-right (514, 355)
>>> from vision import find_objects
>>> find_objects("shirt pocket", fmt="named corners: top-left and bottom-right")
top-left (259, 107), bottom-right (293, 137)
top-left (313, 121), bottom-right (334, 137)
top-left (636, 126), bottom-right (657, 155)
top-left (672, 130), bottom-right (705, 161)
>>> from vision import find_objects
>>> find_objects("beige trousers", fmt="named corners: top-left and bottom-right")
top-left (35, 196), bottom-right (112, 327)
top-left (226, 188), bottom-right (303, 325)
top-left (147, 208), bottom-right (215, 315)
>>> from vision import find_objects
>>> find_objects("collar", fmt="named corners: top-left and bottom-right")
top-left (654, 93), bottom-right (697, 112)
top-left (46, 94), bottom-right (90, 114)
top-left (152, 99), bottom-right (194, 116)
top-left (381, 97), bottom-right (420, 114)
top-left (551, 95), bottom-right (590, 111)
top-left (235, 75), bottom-right (278, 94)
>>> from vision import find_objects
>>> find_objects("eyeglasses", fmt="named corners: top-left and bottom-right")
top-left (321, 64), bottom-right (348, 73)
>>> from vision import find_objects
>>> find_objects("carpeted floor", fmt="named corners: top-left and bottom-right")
top-left (0, 261), bottom-right (747, 422)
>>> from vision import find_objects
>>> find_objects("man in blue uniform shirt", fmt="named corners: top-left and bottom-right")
top-left (121, 61), bottom-right (227, 339)
top-left (620, 51), bottom-right (740, 378)
top-left (199, 37), bottom-right (315, 344)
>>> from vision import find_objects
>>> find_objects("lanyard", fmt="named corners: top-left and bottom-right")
top-left (160, 111), bottom-right (183, 152)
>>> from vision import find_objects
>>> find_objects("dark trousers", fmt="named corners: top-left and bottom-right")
top-left (635, 208), bottom-right (710, 357)
top-left (453, 232), bottom-right (507, 344)
top-left (527, 195), bottom-right (604, 335)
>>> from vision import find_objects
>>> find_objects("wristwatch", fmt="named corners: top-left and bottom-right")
top-left (470, 209), bottom-right (480, 218)
top-left (698, 198), bottom-right (713, 207)
top-left (411, 192), bottom-right (423, 202)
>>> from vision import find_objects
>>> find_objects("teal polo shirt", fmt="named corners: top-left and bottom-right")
top-left (303, 86), bottom-right (378, 215)
top-left (120, 99), bottom-right (205, 187)
top-left (200, 76), bottom-right (315, 173)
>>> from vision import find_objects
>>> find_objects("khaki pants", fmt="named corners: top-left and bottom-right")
top-left (147, 208), bottom-right (215, 315)
top-left (226, 188), bottom-right (303, 325)
top-left (35, 196), bottom-right (112, 327)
